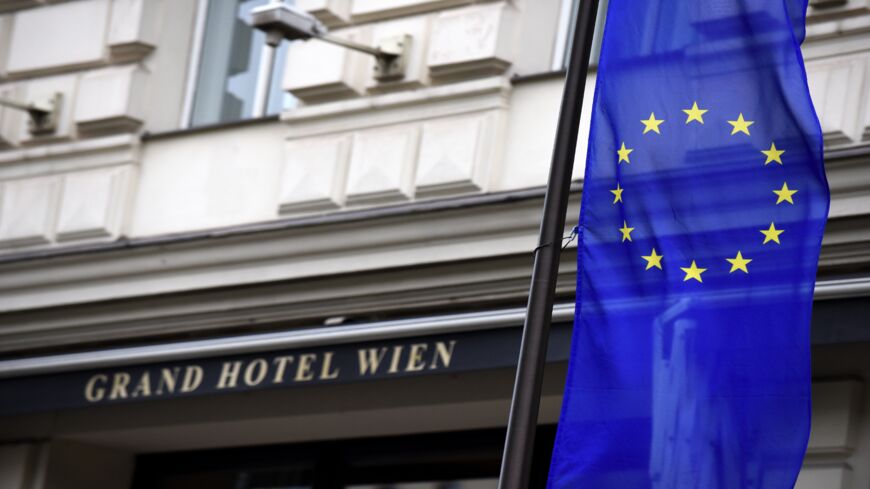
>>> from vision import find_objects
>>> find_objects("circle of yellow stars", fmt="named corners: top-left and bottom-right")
top-left (609, 102), bottom-right (795, 283)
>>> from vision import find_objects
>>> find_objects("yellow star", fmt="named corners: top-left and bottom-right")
top-left (773, 182), bottom-right (797, 204)
top-left (610, 183), bottom-right (624, 204)
top-left (641, 113), bottom-right (665, 134)
top-left (641, 248), bottom-right (663, 270)
top-left (619, 221), bottom-right (634, 242)
top-left (761, 142), bottom-right (785, 165)
top-left (760, 222), bottom-right (784, 244)
top-left (727, 113), bottom-right (754, 135)
top-left (680, 261), bottom-right (707, 283)
top-left (726, 251), bottom-right (752, 274)
top-left (682, 102), bottom-right (708, 124)
top-left (617, 142), bottom-right (633, 164)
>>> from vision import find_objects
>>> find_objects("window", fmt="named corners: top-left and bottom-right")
top-left (186, 0), bottom-right (297, 128)
top-left (552, 0), bottom-right (610, 70)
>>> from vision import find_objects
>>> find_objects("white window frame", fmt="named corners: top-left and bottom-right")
top-left (551, 0), bottom-right (576, 71)
top-left (179, 0), bottom-right (210, 128)
top-left (550, 0), bottom-right (610, 71)
top-left (179, 0), bottom-right (287, 129)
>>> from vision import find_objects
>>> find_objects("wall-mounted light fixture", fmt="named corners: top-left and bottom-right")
top-left (249, 3), bottom-right (411, 83)
top-left (0, 93), bottom-right (62, 135)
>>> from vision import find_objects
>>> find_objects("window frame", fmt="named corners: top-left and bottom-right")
top-left (551, 0), bottom-right (610, 71)
top-left (179, 0), bottom-right (293, 130)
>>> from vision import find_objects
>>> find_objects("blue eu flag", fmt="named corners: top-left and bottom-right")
top-left (548, 1), bottom-right (829, 488)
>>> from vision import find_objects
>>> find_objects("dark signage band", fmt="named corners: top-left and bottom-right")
top-left (0, 324), bottom-right (572, 416)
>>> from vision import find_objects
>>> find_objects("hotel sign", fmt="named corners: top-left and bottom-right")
top-left (0, 324), bottom-right (572, 416)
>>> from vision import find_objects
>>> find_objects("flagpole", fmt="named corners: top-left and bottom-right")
top-left (497, 0), bottom-right (601, 488)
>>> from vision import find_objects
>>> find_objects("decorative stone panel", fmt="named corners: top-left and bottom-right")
top-left (806, 56), bottom-right (866, 146)
top-left (282, 77), bottom-right (510, 205)
top-left (74, 65), bottom-right (147, 137)
top-left (278, 135), bottom-right (351, 214)
top-left (0, 176), bottom-right (59, 247)
top-left (56, 167), bottom-right (130, 241)
top-left (426, 3), bottom-right (513, 82)
top-left (6, 0), bottom-right (109, 77)
top-left (282, 28), bottom-right (370, 103)
top-left (346, 125), bottom-right (419, 205)
top-left (107, 0), bottom-right (160, 63)
top-left (415, 113), bottom-right (492, 197)
top-left (297, 0), bottom-right (352, 28)
top-left (350, 0), bottom-right (471, 23)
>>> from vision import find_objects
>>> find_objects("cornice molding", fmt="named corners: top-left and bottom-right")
top-left (4, 270), bottom-right (870, 377)
top-left (0, 191), bottom-right (580, 355)
top-left (0, 134), bottom-right (139, 179)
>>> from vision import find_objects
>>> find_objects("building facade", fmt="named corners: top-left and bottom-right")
top-left (0, 0), bottom-right (868, 487)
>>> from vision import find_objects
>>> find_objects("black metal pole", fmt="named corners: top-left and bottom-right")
top-left (497, 1), bottom-right (601, 488)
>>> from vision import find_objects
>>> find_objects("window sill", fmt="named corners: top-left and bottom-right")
top-left (142, 115), bottom-right (280, 142)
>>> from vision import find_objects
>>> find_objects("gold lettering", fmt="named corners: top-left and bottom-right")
top-left (217, 361), bottom-right (242, 389)
top-left (388, 345), bottom-right (404, 373)
top-left (109, 372), bottom-right (131, 400)
top-left (295, 354), bottom-right (316, 381)
top-left (244, 358), bottom-right (268, 386)
top-left (181, 365), bottom-right (203, 392)
top-left (405, 343), bottom-right (428, 372)
top-left (156, 367), bottom-right (180, 395)
top-left (84, 374), bottom-right (108, 402)
top-left (320, 352), bottom-right (339, 380)
top-left (430, 340), bottom-right (457, 370)
top-left (357, 347), bottom-right (388, 375)
top-left (272, 356), bottom-right (295, 383)
top-left (131, 372), bottom-right (152, 398)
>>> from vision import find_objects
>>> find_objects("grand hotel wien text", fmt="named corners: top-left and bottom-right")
top-left (83, 340), bottom-right (457, 404)
top-left (0, 1), bottom-right (868, 488)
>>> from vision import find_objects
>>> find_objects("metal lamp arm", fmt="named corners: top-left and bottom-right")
top-left (0, 96), bottom-right (49, 116)
top-left (250, 3), bottom-right (409, 82)
top-left (317, 32), bottom-right (399, 61)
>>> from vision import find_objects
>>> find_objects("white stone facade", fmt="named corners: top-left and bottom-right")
top-left (0, 0), bottom-right (867, 487)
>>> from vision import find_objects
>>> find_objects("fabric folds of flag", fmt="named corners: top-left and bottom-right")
top-left (548, 1), bottom-right (829, 488)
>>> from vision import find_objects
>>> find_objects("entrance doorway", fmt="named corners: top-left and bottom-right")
top-left (132, 426), bottom-right (557, 489)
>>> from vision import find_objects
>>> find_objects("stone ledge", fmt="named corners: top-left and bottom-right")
top-left (349, 0), bottom-right (479, 24)
top-left (282, 76), bottom-right (511, 129)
